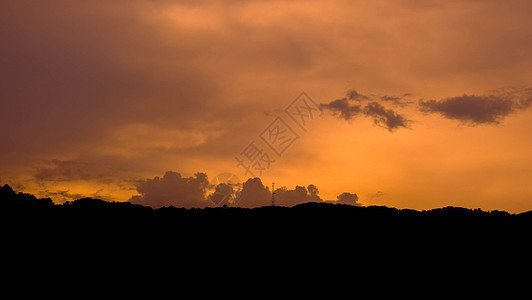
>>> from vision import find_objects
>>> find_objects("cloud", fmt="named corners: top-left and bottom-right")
top-left (320, 98), bottom-right (362, 120)
top-left (130, 175), bottom-right (325, 208)
top-left (346, 89), bottom-right (370, 101)
top-left (336, 192), bottom-right (360, 206)
top-left (321, 90), bottom-right (410, 131)
top-left (3, 0), bottom-right (532, 212)
top-left (381, 93), bottom-right (413, 107)
top-left (34, 159), bottom-right (109, 183)
top-left (33, 156), bottom-right (146, 185)
top-left (208, 183), bottom-right (237, 206)
top-left (34, 160), bottom-right (84, 183)
top-left (207, 178), bottom-right (325, 208)
top-left (368, 191), bottom-right (385, 201)
top-left (235, 177), bottom-right (271, 208)
top-left (363, 102), bottom-right (411, 132)
top-left (223, 179), bottom-right (325, 207)
top-left (274, 184), bottom-right (322, 206)
top-left (381, 96), bottom-right (401, 102)
top-left (98, 123), bottom-right (209, 157)
top-left (307, 184), bottom-right (320, 199)
top-left (129, 171), bottom-right (210, 208)
top-left (323, 87), bottom-right (532, 131)
top-left (418, 87), bottom-right (532, 125)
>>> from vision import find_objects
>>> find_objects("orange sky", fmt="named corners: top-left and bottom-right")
top-left (1, 0), bottom-right (532, 212)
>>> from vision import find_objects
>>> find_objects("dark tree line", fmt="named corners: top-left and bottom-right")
top-left (3, 183), bottom-right (532, 257)
top-left (1, 183), bottom-right (529, 223)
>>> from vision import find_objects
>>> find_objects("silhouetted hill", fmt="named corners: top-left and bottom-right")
top-left (2, 184), bottom-right (529, 226)
top-left (4, 183), bottom-right (532, 266)
top-left (2, 183), bottom-right (530, 217)
top-left (1, 184), bottom-right (54, 209)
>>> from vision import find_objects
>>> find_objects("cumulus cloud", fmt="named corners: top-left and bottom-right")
top-left (274, 184), bottom-right (323, 207)
top-left (129, 173), bottom-right (329, 208)
top-left (224, 179), bottom-right (325, 208)
top-left (225, 178), bottom-right (325, 207)
top-left (418, 87), bottom-right (532, 125)
top-left (321, 90), bottom-right (411, 131)
top-left (307, 184), bottom-right (320, 200)
top-left (207, 183), bottom-right (237, 207)
top-left (336, 192), bottom-right (360, 206)
top-left (235, 177), bottom-right (271, 208)
top-left (129, 171), bottom-right (210, 208)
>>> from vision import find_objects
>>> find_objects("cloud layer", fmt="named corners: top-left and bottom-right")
top-left (128, 172), bottom-right (356, 208)
top-left (322, 87), bottom-right (532, 130)
top-left (2, 1), bottom-right (532, 212)
top-left (336, 192), bottom-right (360, 206)
top-left (130, 171), bottom-right (210, 208)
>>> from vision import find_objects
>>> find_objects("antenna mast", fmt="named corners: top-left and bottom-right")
top-left (271, 182), bottom-right (275, 206)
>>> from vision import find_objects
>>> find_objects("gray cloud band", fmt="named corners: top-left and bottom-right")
top-left (418, 87), bottom-right (532, 125)
top-left (320, 89), bottom-right (411, 132)
top-left (321, 87), bottom-right (532, 130)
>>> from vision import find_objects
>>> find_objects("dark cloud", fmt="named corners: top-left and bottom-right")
top-left (324, 87), bottom-right (532, 131)
top-left (307, 184), bottom-right (320, 199)
top-left (208, 178), bottom-right (324, 208)
top-left (320, 98), bottom-right (362, 120)
top-left (33, 156), bottom-right (144, 185)
top-left (225, 180), bottom-right (325, 207)
top-left (363, 102), bottom-right (410, 132)
top-left (319, 90), bottom-right (366, 120)
top-left (235, 177), bottom-right (271, 208)
top-left (34, 159), bottom-right (107, 183)
top-left (418, 88), bottom-right (532, 125)
top-left (274, 184), bottom-right (322, 207)
top-left (346, 89), bottom-right (370, 101)
top-left (336, 192), bottom-right (360, 206)
top-left (130, 175), bottom-right (325, 208)
top-left (232, 179), bottom-right (324, 208)
top-left (129, 171), bottom-right (210, 208)
top-left (208, 183), bottom-right (237, 207)
top-left (381, 93), bottom-right (413, 107)
top-left (381, 96), bottom-right (401, 102)
top-left (321, 90), bottom-right (410, 131)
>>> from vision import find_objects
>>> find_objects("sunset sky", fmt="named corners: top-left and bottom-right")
top-left (2, 0), bottom-right (532, 212)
